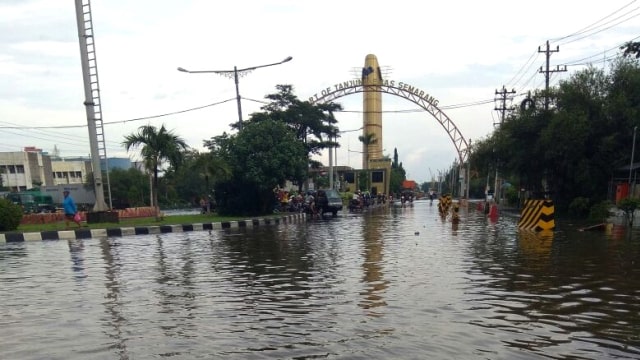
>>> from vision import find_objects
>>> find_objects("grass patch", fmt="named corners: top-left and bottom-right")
top-left (8, 213), bottom-right (279, 234)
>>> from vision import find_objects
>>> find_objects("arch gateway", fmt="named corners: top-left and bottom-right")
top-left (308, 54), bottom-right (470, 198)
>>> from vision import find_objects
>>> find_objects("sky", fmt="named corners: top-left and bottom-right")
top-left (0, 0), bottom-right (638, 184)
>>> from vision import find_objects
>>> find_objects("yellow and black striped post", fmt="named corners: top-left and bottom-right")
top-left (518, 199), bottom-right (555, 231)
top-left (438, 195), bottom-right (452, 217)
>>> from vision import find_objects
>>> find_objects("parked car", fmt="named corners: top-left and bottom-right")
top-left (315, 189), bottom-right (343, 216)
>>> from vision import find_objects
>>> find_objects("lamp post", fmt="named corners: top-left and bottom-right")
top-left (629, 126), bottom-right (638, 197)
top-left (177, 56), bottom-right (292, 130)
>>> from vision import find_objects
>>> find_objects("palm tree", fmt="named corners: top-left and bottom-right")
top-left (358, 132), bottom-right (377, 169)
top-left (193, 151), bottom-right (230, 212)
top-left (123, 124), bottom-right (188, 218)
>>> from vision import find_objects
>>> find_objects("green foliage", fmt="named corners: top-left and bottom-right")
top-left (617, 197), bottom-right (640, 214)
top-left (214, 179), bottom-right (270, 216)
top-left (358, 132), bottom-right (377, 167)
top-left (315, 173), bottom-right (329, 189)
top-left (108, 168), bottom-right (150, 208)
top-left (389, 157), bottom-right (406, 195)
top-left (123, 124), bottom-right (189, 213)
top-left (568, 197), bottom-right (590, 217)
top-left (358, 171), bottom-right (370, 192)
top-left (203, 85), bottom-right (345, 215)
top-left (0, 197), bottom-right (23, 231)
top-left (167, 150), bottom-right (230, 208)
top-left (504, 186), bottom-right (520, 206)
top-left (233, 120), bottom-right (308, 187)
top-left (469, 57), bottom-right (640, 211)
top-left (621, 41), bottom-right (640, 58)
top-left (617, 197), bottom-right (640, 226)
top-left (248, 84), bottom-right (342, 159)
top-left (589, 200), bottom-right (613, 222)
top-left (211, 119), bottom-right (308, 215)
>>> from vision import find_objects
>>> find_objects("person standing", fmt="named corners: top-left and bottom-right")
top-left (63, 190), bottom-right (82, 229)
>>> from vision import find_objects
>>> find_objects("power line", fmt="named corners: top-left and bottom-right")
top-left (505, 50), bottom-right (541, 89)
top-left (103, 98), bottom-right (237, 126)
top-left (550, 0), bottom-right (638, 43)
top-left (0, 98), bottom-right (236, 130)
top-left (558, 9), bottom-right (640, 46)
top-left (560, 35), bottom-right (640, 66)
top-left (504, 2), bottom-right (638, 96)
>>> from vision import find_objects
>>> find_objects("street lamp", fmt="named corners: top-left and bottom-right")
top-left (629, 126), bottom-right (638, 197)
top-left (177, 56), bottom-right (293, 130)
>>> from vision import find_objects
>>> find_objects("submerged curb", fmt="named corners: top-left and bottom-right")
top-left (0, 213), bottom-right (306, 243)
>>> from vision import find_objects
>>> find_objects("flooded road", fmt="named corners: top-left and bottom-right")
top-left (1, 200), bottom-right (639, 359)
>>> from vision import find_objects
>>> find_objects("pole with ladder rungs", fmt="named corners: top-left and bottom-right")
top-left (74, 0), bottom-right (112, 211)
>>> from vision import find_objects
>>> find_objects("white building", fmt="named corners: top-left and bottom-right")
top-left (1, 147), bottom-right (132, 191)
top-left (0, 150), bottom-right (53, 191)
top-left (50, 158), bottom-right (92, 186)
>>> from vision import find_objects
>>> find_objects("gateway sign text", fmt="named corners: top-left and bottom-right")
top-left (309, 79), bottom-right (439, 106)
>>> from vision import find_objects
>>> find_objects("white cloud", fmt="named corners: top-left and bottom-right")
top-left (10, 40), bottom-right (77, 57)
top-left (1, 0), bottom-right (638, 183)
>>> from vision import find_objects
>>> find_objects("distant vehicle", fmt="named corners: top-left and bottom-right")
top-left (5, 190), bottom-right (57, 214)
top-left (315, 189), bottom-right (343, 216)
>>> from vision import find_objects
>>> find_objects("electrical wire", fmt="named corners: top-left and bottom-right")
top-left (558, 9), bottom-right (640, 46)
top-left (560, 35), bottom-right (640, 66)
top-left (550, 0), bottom-right (638, 43)
top-left (0, 98), bottom-right (236, 130)
top-left (505, 50), bottom-right (541, 89)
top-left (503, 2), bottom-right (637, 96)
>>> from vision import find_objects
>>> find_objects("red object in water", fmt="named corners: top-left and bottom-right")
top-left (616, 183), bottom-right (629, 203)
top-left (488, 204), bottom-right (499, 220)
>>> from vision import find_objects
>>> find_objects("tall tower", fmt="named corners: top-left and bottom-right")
top-left (362, 54), bottom-right (383, 169)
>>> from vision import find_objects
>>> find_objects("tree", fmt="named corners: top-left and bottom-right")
top-left (170, 150), bottom-right (230, 211)
top-left (621, 41), bottom-right (640, 58)
top-left (358, 132), bottom-right (377, 169)
top-left (388, 148), bottom-right (406, 195)
top-left (108, 168), bottom-right (150, 208)
top-left (617, 198), bottom-right (640, 226)
top-left (123, 124), bottom-right (188, 218)
top-left (247, 85), bottom-right (342, 188)
top-left (211, 120), bottom-right (308, 215)
top-left (469, 55), bottom-right (640, 213)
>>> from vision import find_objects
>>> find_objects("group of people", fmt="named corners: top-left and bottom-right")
top-left (274, 188), bottom-right (306, 213)
top-left (349, 191), bottom-right (386, 211)
top-left (199, 195), bottom-right (216, 214)
top-left (272, 187), bottom-right (324, 218)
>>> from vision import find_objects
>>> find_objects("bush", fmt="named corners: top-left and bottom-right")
top-left (0, 198), bottom-right (23, 231)
top-left (504, 187), bottom-right (519, 206)
top-left (589, 200), bottom-right (613, 222)
top-left (568, 197), bottom-right (590, 217)
top-left (617, 198), bottom-right (640, 226)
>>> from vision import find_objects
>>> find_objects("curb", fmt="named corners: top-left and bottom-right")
top-left (0, 213), bottom-right (306, 243)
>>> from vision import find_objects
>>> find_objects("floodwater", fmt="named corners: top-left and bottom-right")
top-left (1, 201), bottom-right (639, 359)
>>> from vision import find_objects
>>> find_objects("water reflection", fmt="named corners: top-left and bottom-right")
top-left (2, 201), bottom-right (640, 359)
top-left (464, 213), bottom-right (640, 358)
top-left (67, 239), bottom-right (87, 280)
top-left (98, 237), bottom-right (130, 359)
top-left (153, 235), bottom-right (198, 341)
top-left (0, 242), bottom-right (28, 261)
top-left (360, 214), bottom-right (388, 316)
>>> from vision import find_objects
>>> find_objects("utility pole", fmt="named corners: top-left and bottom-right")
top-left (494, 86), bottom-right (516, 126)
top-left (538, 40), bottom-right (567, 110)
top-left (492, 87), bottom-right (514, 204)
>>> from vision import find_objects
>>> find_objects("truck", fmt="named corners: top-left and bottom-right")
top-left (5, 190), bottom-right (57, 214)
